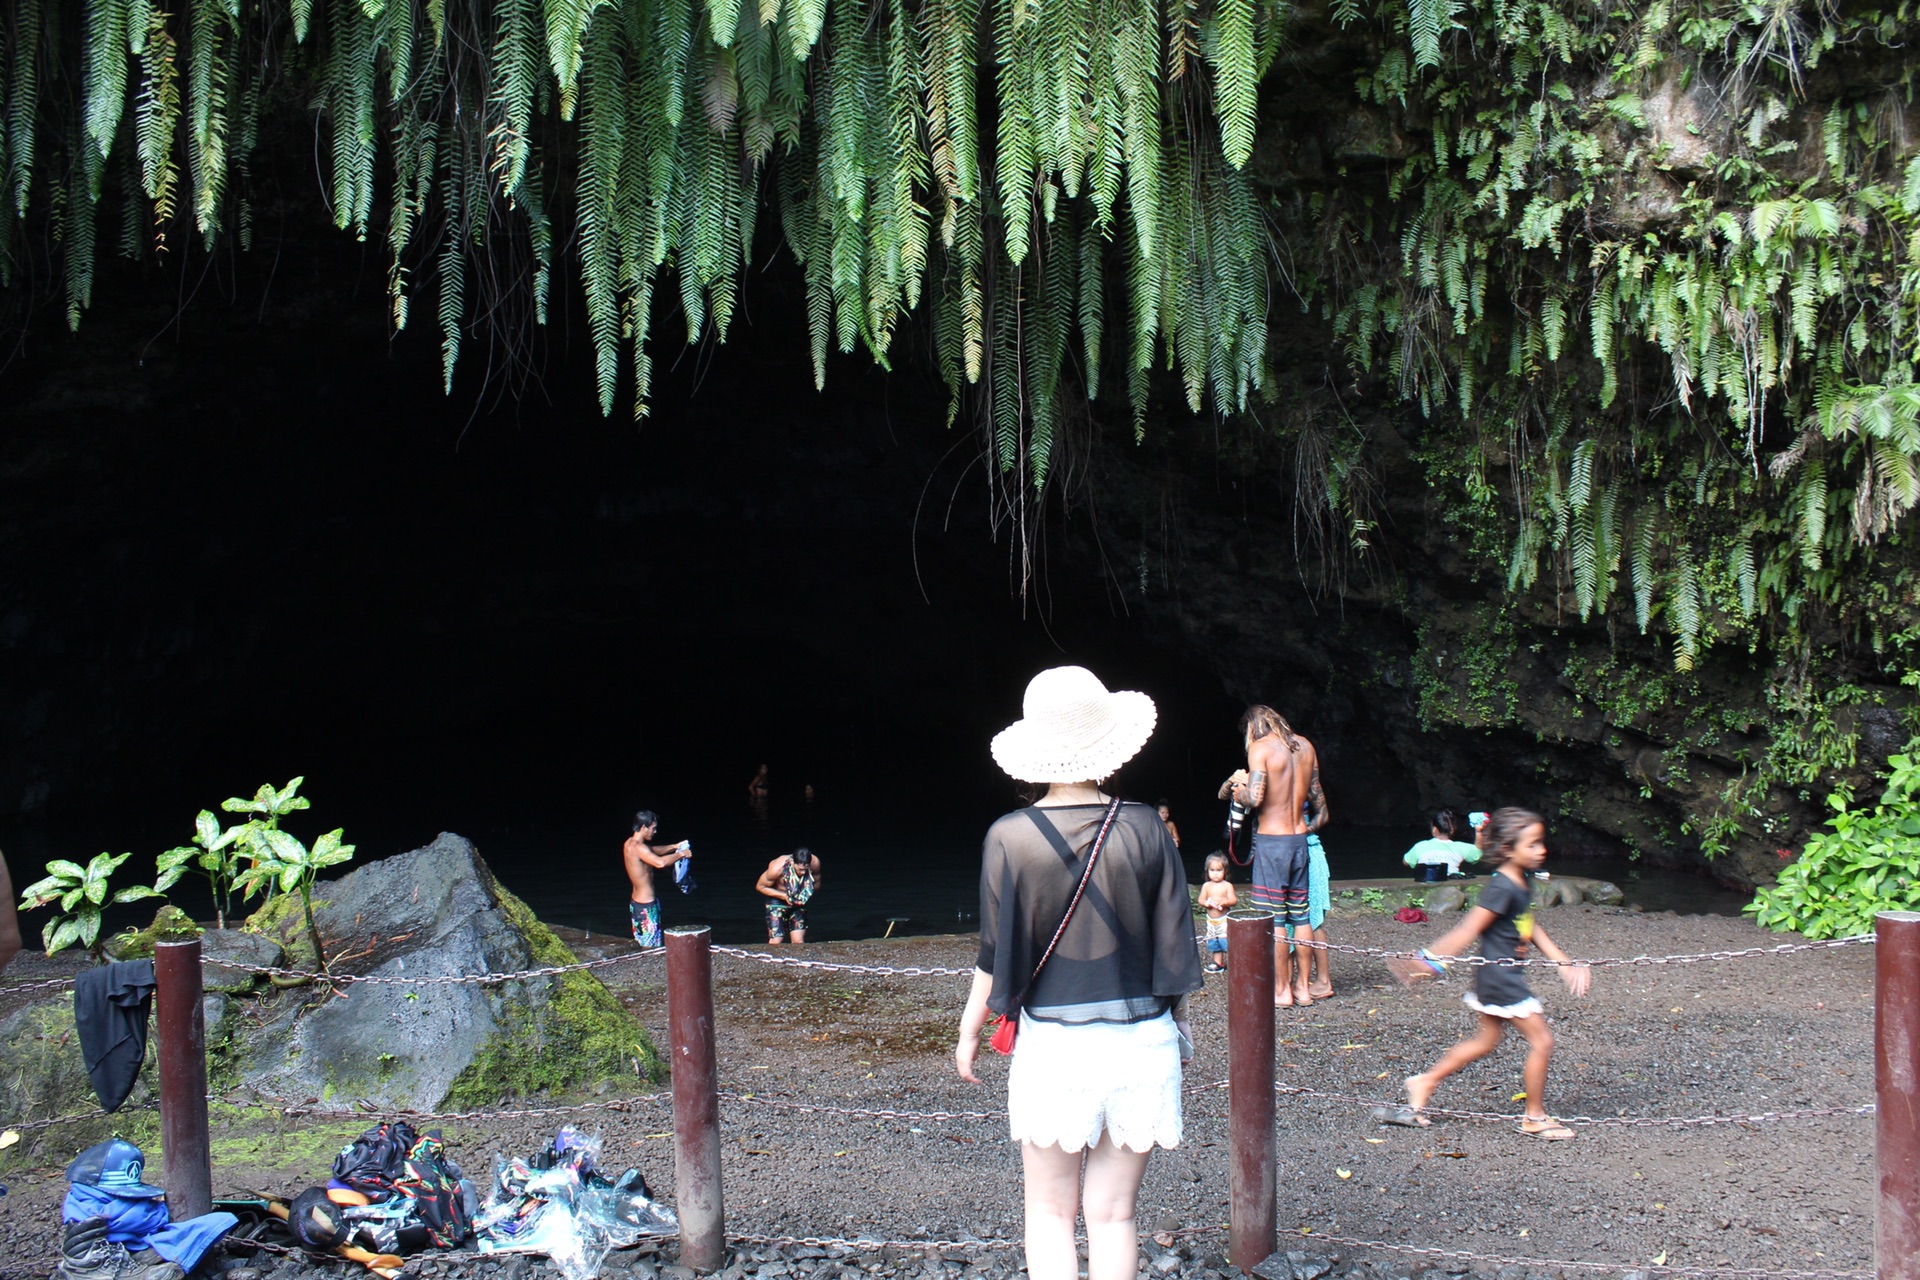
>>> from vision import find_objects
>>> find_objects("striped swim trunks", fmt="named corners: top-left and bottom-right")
top-left (1248, 833), bottom-right (1312, 929)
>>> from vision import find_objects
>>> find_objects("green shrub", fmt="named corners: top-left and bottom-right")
top-left (1747, 751), bottom-right (1920, 939)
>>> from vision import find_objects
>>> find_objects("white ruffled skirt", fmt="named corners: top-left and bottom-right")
top-left (1006, 1010), bottom-right (1183, 1153)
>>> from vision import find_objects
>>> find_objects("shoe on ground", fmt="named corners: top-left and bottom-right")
top-left (1204, 962), bottom-right (1225, 973)
top-left (55, 1218), bottom-right (186, 1280)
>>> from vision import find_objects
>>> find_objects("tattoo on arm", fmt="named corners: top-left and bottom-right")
top-left (1248, 770), bottom-right (1267, 805)
top-left (1308, 768), bottom-right (1328, 830)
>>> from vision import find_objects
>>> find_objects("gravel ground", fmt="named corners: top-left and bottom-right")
top-left (0, 907), bottom-right (1878, 1279)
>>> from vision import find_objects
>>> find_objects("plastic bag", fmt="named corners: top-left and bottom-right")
top-left (474, 1128), bottom-right (676, 1280)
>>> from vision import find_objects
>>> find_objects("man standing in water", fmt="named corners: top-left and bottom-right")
top-left (1228, 706), bottom-right (1329, 1006)
top-left (624, 811), bottom-right (689, 948)
top-left (756, 846), bottom-right (822, 944)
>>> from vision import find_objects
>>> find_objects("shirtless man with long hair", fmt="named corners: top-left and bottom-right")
top-left (1226, 706), bottom-right (1328, 1005)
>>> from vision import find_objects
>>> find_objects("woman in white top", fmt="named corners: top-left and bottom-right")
top-left (955, 666), bottom-right (1202, 1280)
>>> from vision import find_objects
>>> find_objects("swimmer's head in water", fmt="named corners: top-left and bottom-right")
top-left (633, 810), bottom-right (660, 835)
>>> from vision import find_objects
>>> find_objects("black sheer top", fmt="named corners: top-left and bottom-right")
top-left (976, 801), bottom-right (1203, 1024)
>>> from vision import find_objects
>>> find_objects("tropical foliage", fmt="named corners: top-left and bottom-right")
top-left (0, 0), bottom-right (1283, 491)
top-left (17, 851), bottom-right (163, 953)
top-left (9, 0), bottom-right (1920, 868)
top-left (1746, 745), bottom-right (1920, 938)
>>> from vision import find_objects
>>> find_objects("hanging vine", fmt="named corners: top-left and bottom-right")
top-left (0, 0), bottom-right (1286, 490)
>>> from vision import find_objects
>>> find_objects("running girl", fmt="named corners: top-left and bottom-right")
top-left (1387, 807), bottom-right (1591, 1140)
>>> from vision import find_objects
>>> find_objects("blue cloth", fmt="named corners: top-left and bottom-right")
top-left (63, 1184), bottom-right (237, 1271)
top-left (1305, 834), bottom-right (1330, 930)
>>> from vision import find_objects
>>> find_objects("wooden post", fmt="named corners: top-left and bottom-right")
top-left (153, 938), bottom-right (212, 1219)
top-left (1227, 909), bottom-right (1277, 1272)
top-left (667, 925), bottom-right (726, 1271)
top-left (1879, 911), bottom-right (1920, 1280)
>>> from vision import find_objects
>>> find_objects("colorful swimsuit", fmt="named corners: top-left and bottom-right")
top-left (630, 899), bottom-right (662, 947)
top-left (766, 858), bottom-right (815, 941)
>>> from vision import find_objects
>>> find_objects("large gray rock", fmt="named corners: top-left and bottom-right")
top-left (232, 832), bottom-right (656, 1112)
top-left (200, 928), bottom-right (285, 993)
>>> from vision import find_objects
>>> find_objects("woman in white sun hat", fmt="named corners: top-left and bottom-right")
top-left (955, 665), bottom-right (1202, 1280)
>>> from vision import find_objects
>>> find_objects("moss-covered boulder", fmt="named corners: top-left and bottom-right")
top-left (0, 996), bottom-right (161, 1166)
top-left (233, 833), bottom-right (660, 1112)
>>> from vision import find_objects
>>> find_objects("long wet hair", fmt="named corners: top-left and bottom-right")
top-left (1480, 806), bottom-right (1544, 866)
top-left (1428, 809), bottom-right (1460, 840)
top-left (1240, 704), bottom-right (1299, 753)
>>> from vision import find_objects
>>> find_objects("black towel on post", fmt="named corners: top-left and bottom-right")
top-left (73, 959), bottom-right (157, 1112)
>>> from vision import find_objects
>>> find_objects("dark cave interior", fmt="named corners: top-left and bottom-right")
top-left (2, 218), bottom-right (1748, 942)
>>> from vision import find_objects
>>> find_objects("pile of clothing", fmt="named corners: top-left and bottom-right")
top-left (55, 1139), bottom-right (236, 1280)
top-left (474, 1126), bottom-right (678, 1280)
top-left (285, 1120), bottom-right (478, 1257)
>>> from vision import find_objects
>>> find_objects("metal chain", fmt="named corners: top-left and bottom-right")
top-left (1274, 1080), bottom-right (1877, 1128)
top-left (0, 933), bottom-right (1872, 1003)
top-left (729, 1225), bottom-right (1220, 1253)
top-left (0, 1100), bottom-right (157, 1135)
top-left (1296, 1228), bottom-right (1871, 1279)
top-left (234, 1090), bottom-right (674, 1125)
top-left (0, 973), bottom-right (81, 995)
top-left (1288, 933), bottom-right (1875, 968)
top-left (719, 1091), bottom-right (1002, 1123)
top-left (215, 946), bottom-right (666, 988)
top-left (711, 945), bottom-right (973, 977)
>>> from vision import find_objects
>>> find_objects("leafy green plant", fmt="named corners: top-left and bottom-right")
top-left (1747, 749), bottom-right (1920, 939)
top-left (207, 778), bottom-right (354, 973)
top-left (235, 826), bottom-right (356, 973)
top-left (155, 810), bottom-right (247, 929)
top-left (1358, 886), bottom-right (1387, 910)
top-left (17, 852), bottom-right (164, 954)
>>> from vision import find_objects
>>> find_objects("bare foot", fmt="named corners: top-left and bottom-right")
top-left (1274, 988), bottom-right (1294, 1007)
top-left (1291, 984), bottom-right (1313, 1006)
top-left (1308, 983), bottom-right (1334, 1000)
top-left (1404, 1072), bottom-right (1437, 1113)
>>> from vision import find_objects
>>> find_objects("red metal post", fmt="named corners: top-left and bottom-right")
top-left (153, 937), bottom-right (212, 1219)
top-left (667, 925), bottom-right (726, 1271)
top-left (1227, 909), bottom-right (1277, 1272)
top-left (1879, 911), bottom-right (1920, 1280)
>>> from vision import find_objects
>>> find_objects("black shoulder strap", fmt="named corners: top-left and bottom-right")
top-left (1013, 798), bottom-right (1125, 1003)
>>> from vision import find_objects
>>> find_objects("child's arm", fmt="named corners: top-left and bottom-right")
top-left (1424, 906), bottom-right (1497, 961)
top-left (1223, 883), bottom-right (1238, 907)
top-left (1528, 923), bottom-right (1591, 996)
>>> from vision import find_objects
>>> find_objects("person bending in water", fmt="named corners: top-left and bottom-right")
top-left (757, 846), bottom-right (822, 943)
top-left (1197, 853), bottom-right (1237, 973)
top-left (624, 811), bottom-right (689, 947)
top-left (747, 763), bottom-right (770, 798)
top-left (1229, 705), bottom-right (1328, 1006)
top-left (1388, 807), bottom-right (1591, 1139)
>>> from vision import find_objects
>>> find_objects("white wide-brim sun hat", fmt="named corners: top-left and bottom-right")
top-left (990, 665), bottom-right (1158, 784)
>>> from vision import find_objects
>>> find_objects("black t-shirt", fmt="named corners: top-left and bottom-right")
top-left (976, 801), bottom-right (1203, 1024)
top-left (1473, 872), bottom-right (1535, 1006)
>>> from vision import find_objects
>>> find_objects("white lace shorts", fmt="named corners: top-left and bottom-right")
top-left (1006, 1010), bottom-right (1183, 1153)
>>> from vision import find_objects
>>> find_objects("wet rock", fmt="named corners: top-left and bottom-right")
top-left (231, 833), bottom-right (656, 1111)
top-left (200, 929), bottom-right (286, 993)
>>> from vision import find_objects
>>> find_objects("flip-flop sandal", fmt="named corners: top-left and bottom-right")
top-left (1516, 1121), bottom-right (1575, 1141)
top-left (1373, 1104), bottom-right (1431, 1128)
